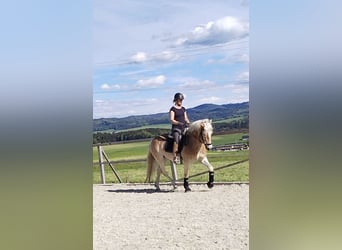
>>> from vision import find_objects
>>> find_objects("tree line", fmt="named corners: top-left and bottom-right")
top-left (93, 128), bottom-right (169, 144)
top-left (213, 118), bottom-right (249, 133)
top-left (93, 119), bottom-right (249, 144)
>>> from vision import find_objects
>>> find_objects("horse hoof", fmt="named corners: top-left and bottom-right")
top-left (207, 182), bottom-right (214, 188)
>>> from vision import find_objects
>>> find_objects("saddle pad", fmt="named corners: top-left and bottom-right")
top-left (164, 136), bottom-right (174, 153)
top-left (163, 134), bottom-right (187, 154)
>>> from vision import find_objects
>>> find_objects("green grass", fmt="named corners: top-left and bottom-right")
top-left (93, 141), bottom-right (150, 161)
top-left (213, 116), bottom-right (246, 123)
top-left (93, 133), bottom-right (249, 184)
top-left (212, 133), bottom-right (248, 145)
top-left (93, 124), bottom-right (170, 134)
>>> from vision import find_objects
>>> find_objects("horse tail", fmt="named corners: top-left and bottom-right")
top-left (145, 150), bottom-right (155, 183)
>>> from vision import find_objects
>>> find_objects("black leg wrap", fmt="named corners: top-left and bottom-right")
top-left (184, 178), bottom-right (191, 192)
top-left (207, 171), bottom-right (214, 188)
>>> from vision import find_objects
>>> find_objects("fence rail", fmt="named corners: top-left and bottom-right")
top-left (94, 147), bottom-right (248, 184)
top-left (213, 143), bottom-right (249, 151)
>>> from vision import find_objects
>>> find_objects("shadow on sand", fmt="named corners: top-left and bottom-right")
top-left (107, 188), bottom-right (175, 194)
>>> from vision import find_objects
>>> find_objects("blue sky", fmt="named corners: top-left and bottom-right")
top-left (93, 0), bottom-right (249, 118)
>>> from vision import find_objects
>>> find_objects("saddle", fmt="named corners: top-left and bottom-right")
top-left (160, 129), bottom-right (188, 154)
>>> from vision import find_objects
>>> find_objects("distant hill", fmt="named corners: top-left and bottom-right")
top-left (93, 102), bottom-right (249, 132)
top-left (187, 102), bottom-right (249, 121)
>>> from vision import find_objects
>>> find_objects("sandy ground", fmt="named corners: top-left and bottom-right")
top-left (93, 183), bottom-right (249, 250)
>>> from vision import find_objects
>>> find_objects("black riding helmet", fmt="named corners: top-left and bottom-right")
top-left (173, 92), bottom-right (184, 102)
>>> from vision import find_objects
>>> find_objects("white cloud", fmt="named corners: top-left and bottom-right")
top-left (100, 84), bottom-right (110, 89)
top-left (100, 83), bottom-right (121, 90)
top-left (236, 71), bottom-right (249, 82)
top-left (206, 51), bottom-right (249, 65)
top-left (175, 16), bottom-right (249, 47)
top-left (130, 52), bottom-right (148, 63)
top-left (93, 98), bottom-right (163, 118)
top-left (178, 78), bottom-right (216, 89)
top-left (130, 50), bottom-right (180, 64)
top-left (119, 68), bottom-right (154, 76)
top-left (135, 75), bottom-right (166, 88)
top-left (238, 53), bottom-right (249, 63)
top-left (233, 85), bottom-right (249, 94)
top-left (225, 83), bottom-right (249, 94)
top-left (200, 96), bottom-right (222, 103)
top-left (94, 1), bottom-right (248, 64)
top-left (154, 50), bottom-right (180, 62)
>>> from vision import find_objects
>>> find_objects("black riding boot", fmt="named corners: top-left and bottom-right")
top-left (184, 177), bottom-right (191, 192)
top-left (207, 171), bottom-right (214, 188)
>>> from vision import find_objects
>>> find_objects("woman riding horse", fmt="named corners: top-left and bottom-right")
top-left (169, 93), bottom-right (190, 164)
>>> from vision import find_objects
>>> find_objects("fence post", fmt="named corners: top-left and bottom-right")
top-left (97, 145), bottom-right (106, 184)
top-left (101, 149), bottom-right (123, 183)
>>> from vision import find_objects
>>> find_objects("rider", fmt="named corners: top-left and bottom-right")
top-left (169, 92), bottom-right (190, 164)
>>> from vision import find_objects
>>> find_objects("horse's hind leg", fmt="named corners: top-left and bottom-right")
top-left (155, 172), bottom-right (176, 191)
top-left (154, 159), bottom-right (174, 191)
top-left (154, 167), bottom-right (161, 191)
top-left (159, 162), bottom-right (175, 188)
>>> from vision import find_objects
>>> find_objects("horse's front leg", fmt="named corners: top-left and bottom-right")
top-left (201, 157), bottom-right (214, 188)
top-left (183, 162), bottom-right (191, 192)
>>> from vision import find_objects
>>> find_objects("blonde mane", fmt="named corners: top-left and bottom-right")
top-left (187, 119), bottom-right (212, 133)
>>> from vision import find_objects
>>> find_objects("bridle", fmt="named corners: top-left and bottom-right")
top-left (200, 128), bottom-right (213, 150)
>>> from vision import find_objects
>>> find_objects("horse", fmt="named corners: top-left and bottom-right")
top-left (145, 119), bottom-right (215, 192)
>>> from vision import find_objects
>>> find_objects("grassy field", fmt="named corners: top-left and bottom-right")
top-left (93, 133), bottom-right (249, 184)
top-left (213, 116), bottom-right (246, 123)
top-left (94, 124), bottom-right (171, 134)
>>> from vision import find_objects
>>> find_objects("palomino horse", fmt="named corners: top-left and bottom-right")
top-left (145, 119), bottom-right (214, 192)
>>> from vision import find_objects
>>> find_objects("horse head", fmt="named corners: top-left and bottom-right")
top-left (200, 119), bottom-right (213, 150)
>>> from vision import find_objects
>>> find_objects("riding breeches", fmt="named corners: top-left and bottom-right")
top-left (172, 130), bottom-right (181, 144)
